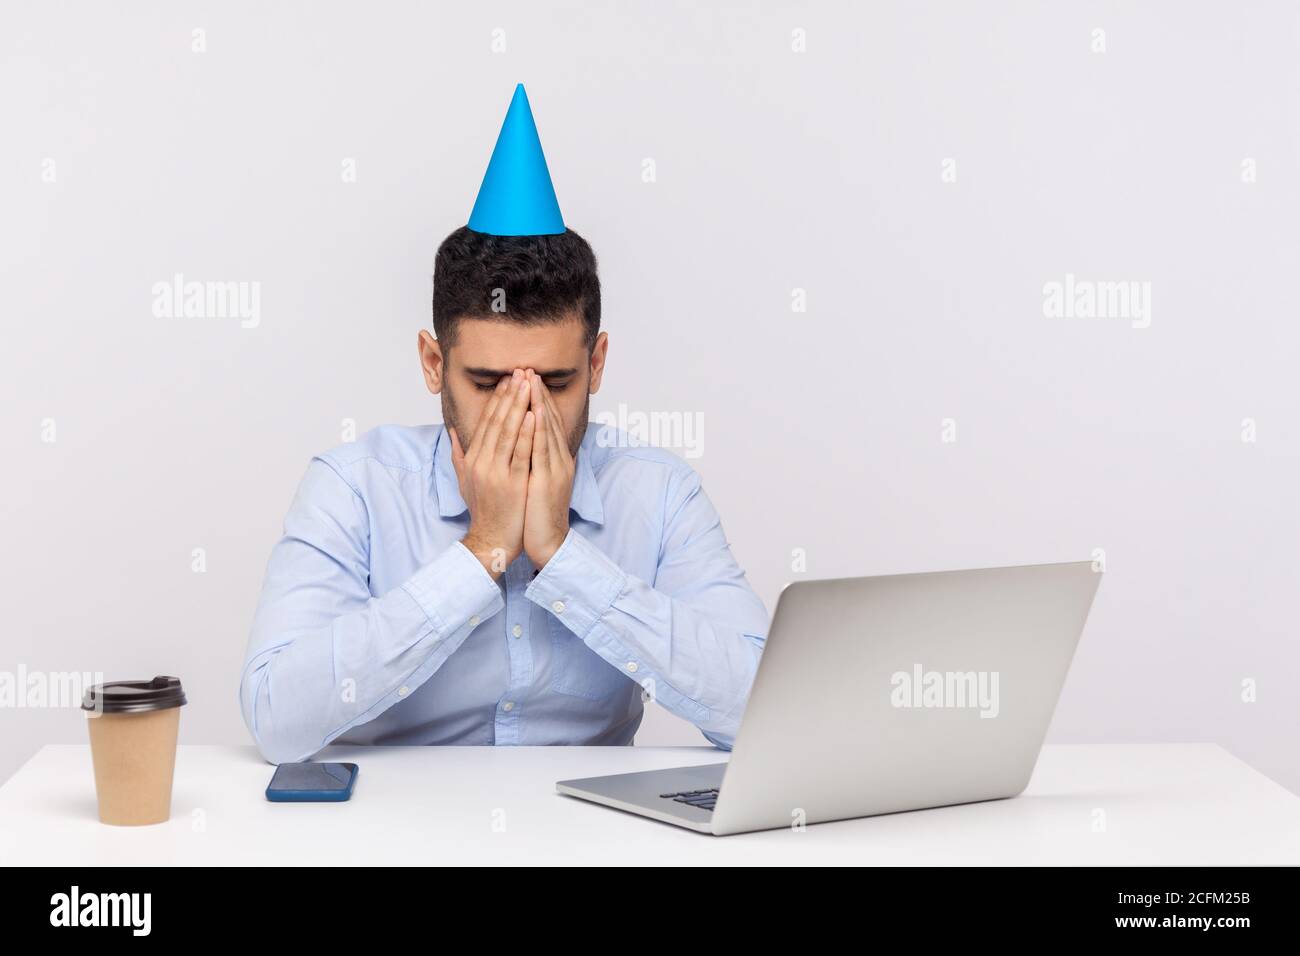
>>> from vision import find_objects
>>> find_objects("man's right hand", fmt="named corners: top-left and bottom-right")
top-left (449, 369), bottom-right (535, 579)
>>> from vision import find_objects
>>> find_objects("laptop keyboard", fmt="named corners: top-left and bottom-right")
top-left (660, 788), bottom-right (719, 811)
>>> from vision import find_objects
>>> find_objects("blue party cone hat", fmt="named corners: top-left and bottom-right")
top-left (467, 84), bottom-right (566, 236)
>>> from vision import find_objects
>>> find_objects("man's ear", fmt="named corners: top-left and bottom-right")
top-left (588, 331), bottom-right (609, 394)
top-left (418, 330), bottom-right (445, 395)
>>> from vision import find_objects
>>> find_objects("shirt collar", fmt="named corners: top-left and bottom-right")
top-left (433, 424), bottom-right (605, 526)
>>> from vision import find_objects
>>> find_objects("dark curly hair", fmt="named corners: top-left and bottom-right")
top-left (432, 226), bottom-right (601, 351)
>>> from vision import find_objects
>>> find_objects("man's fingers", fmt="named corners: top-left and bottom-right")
top-left (532, 399), bottom-right (550, 471)
top-left (495, 371), bottom-right (531, 461)
top-left (529, 370), bottom-right (544, 414)
top-left (512, 410), bottom-right (535, 475)
top-left (479, 372), bottom-right (519, 461)
top-left (538, 382), bottom-right (571, 461)
top-left (528, 373), bottom-right (550, 465)
top-left (469, 375), bottom-right (512, 464)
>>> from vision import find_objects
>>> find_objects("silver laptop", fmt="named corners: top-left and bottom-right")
top-left (557, 561), bottom-right (1102, 836)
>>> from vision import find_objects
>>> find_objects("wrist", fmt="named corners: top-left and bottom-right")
top-left (529, 529), bottom-right (568, 571)
top-left (462, 530), bottom-right (510, 581)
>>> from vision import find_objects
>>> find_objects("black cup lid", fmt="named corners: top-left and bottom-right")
top-left (82, 676), bottom-right (187, 714)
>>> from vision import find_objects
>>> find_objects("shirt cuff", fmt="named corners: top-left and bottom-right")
top-left (525, 528), bottom-right (626, 638)
top-left (401, 540), bottom-right (504, 632)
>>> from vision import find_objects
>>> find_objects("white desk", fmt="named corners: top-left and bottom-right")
top-left (1, 743), bottom-right (1297, 865)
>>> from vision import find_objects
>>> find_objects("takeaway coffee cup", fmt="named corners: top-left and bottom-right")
top-left (81, 676), bottom-right (187, 826)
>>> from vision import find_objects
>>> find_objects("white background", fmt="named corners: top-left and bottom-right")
top-left (3, 2), bottom-right (1297, 793)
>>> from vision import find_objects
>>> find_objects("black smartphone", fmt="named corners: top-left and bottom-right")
top-left (265, 762), bottom-right (359, 802)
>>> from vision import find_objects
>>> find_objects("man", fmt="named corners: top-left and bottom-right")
top-left (239, 85), bottom-right (768, 764)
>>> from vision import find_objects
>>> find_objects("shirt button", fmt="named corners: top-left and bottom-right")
top-left (626, 662), bottom-right (639, 673)
top-left (398, 686), bottom-right (410, 697)
top-left (469, 615), bottom-right (480, 627)
top-left (552, 601), bottom-right (566, 614)
top-left (512, 624), bottom-right (523, 638)
top-left (502, 701), bottom-right (514, 712)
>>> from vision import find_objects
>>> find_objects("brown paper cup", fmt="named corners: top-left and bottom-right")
top-left (82, 676), bottom-right (187, 826)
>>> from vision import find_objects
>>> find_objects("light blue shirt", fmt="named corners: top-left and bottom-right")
top-left (239, 422), bottom-right (769, 764)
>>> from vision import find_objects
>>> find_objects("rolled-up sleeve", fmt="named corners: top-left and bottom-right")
top-left (238, 458), bottom-right (502, 764)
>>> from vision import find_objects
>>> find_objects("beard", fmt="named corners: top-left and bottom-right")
top-left (443, 383), bottom-right (588, 459)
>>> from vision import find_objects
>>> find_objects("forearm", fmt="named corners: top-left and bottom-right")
top-left (526, 529), bottom-right (768, 747)
top-left (239, 540), bottom-right (502, 763)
